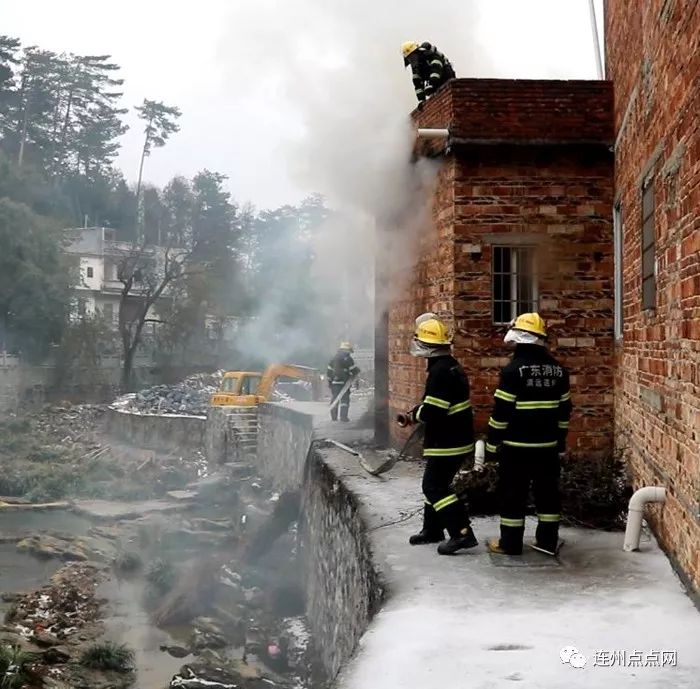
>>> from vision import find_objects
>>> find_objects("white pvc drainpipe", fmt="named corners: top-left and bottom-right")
top-left (416, 128), bottom-right (450, 140)
top-left (623, 486), bottom-right (666, 552)
top-left (474, 439), bottom-right (485, 472)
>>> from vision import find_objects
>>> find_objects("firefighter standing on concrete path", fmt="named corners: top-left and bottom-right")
top-left (406, 317), bottom-right (478, 555)
top-left (327, 342), bottom-right (360, 422)
top-left (401, 41), bottom-right (456, 104)
top-left (485, 313), bottom-right (573, 556)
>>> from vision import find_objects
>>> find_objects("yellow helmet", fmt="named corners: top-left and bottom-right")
top-left (415, 318), bottom-right (451, 345)
top-left (339, 341), bottom-right (354, 352)
top-left (512, 313), bottom-right (547, 338)
top-left (401, 41), bottom-right (420, 59)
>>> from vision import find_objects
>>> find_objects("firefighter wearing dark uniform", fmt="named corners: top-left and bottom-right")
top-left (401, 41), bottom-right (456, 103)
top-left (485, 313), bottom-right (573, 556)
top-left (326, 342), bottom-right (360, 422)
top-left (406, 317), bottom-right (478, 555)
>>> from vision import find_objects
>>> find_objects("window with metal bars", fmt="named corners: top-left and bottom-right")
top-left (492, 246), bottom-right (538, 324)
top-left (641, 180), bottom-right (656, 310)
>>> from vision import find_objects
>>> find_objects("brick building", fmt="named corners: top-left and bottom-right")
top-left (375, 79), bottom-right (615, 461)
top-left (605, 0), bottom-right (699, 590)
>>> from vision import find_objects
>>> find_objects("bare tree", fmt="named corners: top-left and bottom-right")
top-left (116, 237), bottom-right (194, 389)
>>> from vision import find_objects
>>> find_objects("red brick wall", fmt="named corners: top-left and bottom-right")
top-left (449, 147), bottom-right (614, 453)
top-left (387, 79), bottom-right (615, 455)
top-left (388, 159), bottom-right (457, 441)
top-left (417, 79), bottom-right (613, 143)
top-left (606, 0), bottom-right (700, 591)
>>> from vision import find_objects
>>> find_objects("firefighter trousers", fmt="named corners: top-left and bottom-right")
top-left (498, 447), bottom-right (561, 554)
top-left (329, 382), bottom-right (351, 421)
top-left (421, 453), bottom-right (471, 539)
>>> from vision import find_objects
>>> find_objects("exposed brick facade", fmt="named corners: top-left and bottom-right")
top-left (384, 79), bottom-right (615, 458)
top-left (605, 0), bottom-right (700, 591)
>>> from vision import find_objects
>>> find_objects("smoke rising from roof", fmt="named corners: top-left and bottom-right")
top-left (217, 1), bottom-right (496, 365)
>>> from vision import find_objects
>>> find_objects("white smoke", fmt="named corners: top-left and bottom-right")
top-left (217, 0), bottom-right (494, 364)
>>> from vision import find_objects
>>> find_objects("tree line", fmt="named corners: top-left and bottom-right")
top-left (0, 35), bottom-right (349, 388)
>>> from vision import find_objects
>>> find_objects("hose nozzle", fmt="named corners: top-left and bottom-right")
top-left (396, 412), bottom-right (412, 428)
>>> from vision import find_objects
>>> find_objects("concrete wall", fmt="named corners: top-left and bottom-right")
top-left (256, 404), bottom-right (314, 492)
top-left (105, 408), bottom-right (206, 454)
top-left (301, 447), bottom-right (383, 679)
top-left (605, 0), bottom-right (700, 591)
top-left (255, 403), bottom-right (383, 680)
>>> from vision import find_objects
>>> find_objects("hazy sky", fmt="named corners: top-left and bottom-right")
top-left (1, 0), bottom-right (605, 209)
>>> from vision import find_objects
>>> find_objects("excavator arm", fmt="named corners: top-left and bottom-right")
top-left (211, 364), bottom-right (322, 408)
top-left (255, 364), bottom-right (321, 402)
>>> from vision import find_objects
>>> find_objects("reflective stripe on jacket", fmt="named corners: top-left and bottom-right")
top-left (486, 344), bottom-right (572, 453)
top-left (415, 354), bottom-right (474, 457)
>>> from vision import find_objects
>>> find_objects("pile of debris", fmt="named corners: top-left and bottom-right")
top-left (29, 403), bottom-right (106, 447)
top-left (112, 372), bottom-right (223, 416)
top-left (6, 563), bottom-right (101, 643)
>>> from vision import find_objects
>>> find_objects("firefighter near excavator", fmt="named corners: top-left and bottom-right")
top-left (327, 342), bottom-right (361, 422)
top-left (400, 315), bottom-right (478, 555)
top-left (485, 313), bottom-right (573, 557)
top-left (401, 41), bottom-right (455, 104)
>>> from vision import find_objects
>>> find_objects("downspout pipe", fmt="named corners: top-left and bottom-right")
top-left (623, 486), bottom-right (666, 552)
top-left (416, 128), bottom-right (450, 140)
top-left (474, 439), bottom-right (486, 472)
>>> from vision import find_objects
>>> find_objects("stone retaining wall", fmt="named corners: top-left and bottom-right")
top-left (301, 446), bottom-right (383, 679)
top-left (105, 408), bottom-right (206, 454)
top-left (256, 403), bottom-right (314, 492)
top-left (255, 403), bottom-right (383, 680)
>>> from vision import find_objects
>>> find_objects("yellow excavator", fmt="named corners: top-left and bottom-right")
top-left (210, 364), bottom-right (322, 407)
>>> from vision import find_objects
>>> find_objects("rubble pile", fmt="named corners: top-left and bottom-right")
top-left (7, 563), bottom-right (101, 642)
top-left (112, 372), bottom-right (223, 416)
top-left (31, 404), bottom-right (107, 446)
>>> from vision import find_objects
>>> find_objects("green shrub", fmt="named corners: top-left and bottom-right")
top-left (113, 551), bottom-right (143, 574)
top-left (453, 451), bottom-right (632, 530)
top-left (0, 644), bottom-right (39, 689)
top-left (79, 641), bottom-right (134, 673)
top-left (146, 558), bottom-right (176, 593)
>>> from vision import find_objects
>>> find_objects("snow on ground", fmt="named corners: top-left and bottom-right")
top-left (297, 419), bottom-right (700, 689)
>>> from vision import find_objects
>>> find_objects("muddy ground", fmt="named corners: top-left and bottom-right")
top-left (0, 404), bottom-right (324, 689)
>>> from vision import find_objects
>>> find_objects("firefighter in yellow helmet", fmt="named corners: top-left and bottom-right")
top-left (401, 41), bottom-right (456, 104)
top-left (405, 316), bottom-right (478, 555)
top-left (327, 341), bottom-right (360, 422)
top-left (485, 313), bottom-right (573, 556)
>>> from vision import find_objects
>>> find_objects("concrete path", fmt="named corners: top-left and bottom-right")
top-left (315, 446), bottom-right (700, 689)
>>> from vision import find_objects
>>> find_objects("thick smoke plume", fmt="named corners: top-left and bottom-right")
top-left (220, 1), bottom-right (493, 365)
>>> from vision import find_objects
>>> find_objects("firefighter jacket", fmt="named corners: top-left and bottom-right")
top-left (415, 354), bottom-right (474, 457)
top-left (486, 344), bottom-right (572, 455)
top-left (408, 43), bottom-right (456, 102)
top-left (326, 351), bottom-right (360, 385)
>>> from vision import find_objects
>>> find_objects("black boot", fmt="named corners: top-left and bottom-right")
top-left (437, 526), bottom-right (478, 555)
top-left (409, 505), bottom-right (444, 545)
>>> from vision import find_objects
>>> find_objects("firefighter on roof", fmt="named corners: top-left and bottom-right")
top-left (401, 41), bottom-right (456, 104)
top-left (485, 313), bottom-right (573, 556)
top-left (405, 316), bottom-right (478, 555)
